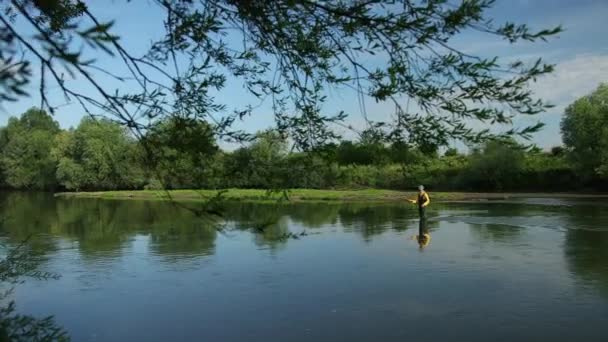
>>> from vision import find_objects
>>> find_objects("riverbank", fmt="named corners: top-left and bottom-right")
top-left (53, 189), bottom-right (608, 203)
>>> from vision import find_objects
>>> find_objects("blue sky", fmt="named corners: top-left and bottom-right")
top-left (2, 0), bottom-right (607, 149)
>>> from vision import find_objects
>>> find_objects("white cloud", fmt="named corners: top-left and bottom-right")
top-left (532, 53), bottom-right (608, 110)
top-left (515, 53), bottom-right (608, 147)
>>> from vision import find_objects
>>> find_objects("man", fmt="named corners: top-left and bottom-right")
top-left (409, 185), bottom-right (430, 219)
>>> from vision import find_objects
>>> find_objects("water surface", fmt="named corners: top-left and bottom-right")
top-left (2, 193), bottom-right (608, 341)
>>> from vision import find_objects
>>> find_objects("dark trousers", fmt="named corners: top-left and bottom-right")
top-left (418, 206), bottom-right (426, 219)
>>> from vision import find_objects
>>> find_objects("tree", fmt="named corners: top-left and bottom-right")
top-left (550, 146), bottom-right (565, 157)
top-left (0, 0), bottom-right (560, 156)
top-left (0, 108), bottom-right (60, 190)
top-left (248, 130), bottom-right (289, 188)
top-left (249, 130), bottom-right (288, 164)
top-left (223, 130), bottom-right (288, 188)
top-left (142, 117), bottom-right (220, 189)
top-left (444, 148), bottom-right (460, 157)
top-left (465, 139), bottom-right (525, 191)
top-left (561, 84), bottom-right (608, 179)
top-left (52, 117), bottom-right (144, 190)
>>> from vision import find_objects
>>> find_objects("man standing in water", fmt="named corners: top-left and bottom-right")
top-left (409, 185), bottom-right (430, 219)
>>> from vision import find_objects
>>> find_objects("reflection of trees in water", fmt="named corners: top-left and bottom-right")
top-left (0, 194), bottom-right (440, 259)
top-left (0, 192), bottom-right (59, 259)
top-left (252, 217), bottom-right (290, 252)
top-left (58, 199), bottom-right (218, 261)
top-left (0, 194), bottom-right (219, 262)
top-left (141, 203), bottom-right (218, 261)
top-left (461, 201), bottom-right (608, 297)
top-left (225, 201), bottom-right (419, 243)
top-left (462, 202), bottom-right (557, 244)
top-left (565, 229), bottom-right (608, 295)
top-left (148, 222), bottom-right (217, 260)
top-left (222, 201), bottom-right (340, 229)
top-left (223, 201), bottom-right (421, 243)
top-left (286, 203), bottom-right (341, 228)
top-left (338, 204), bottom-right (414, 241)
top-left (563, 205), bottom-right (608, 296)
top-left (7, 193), bottom-right (608, 300)
top-left (223, 202), bottom-right (290, 251)
top-left (462, 201), bottom-right (552, 218)
top-left (468, 223), bottom-right (524, 243)
top-left (464, 203), bottom-right (576, 243)
top-left (54, 199), bottom-right (131, 258)
top-left (219, 201), bottom-right (418, 245)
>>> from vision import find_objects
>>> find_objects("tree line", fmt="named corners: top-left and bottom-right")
top-left (0, 84), bottom-right (606, 193)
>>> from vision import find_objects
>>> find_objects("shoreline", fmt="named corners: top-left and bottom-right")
top-left (53, 189), bottom-right (608, 203)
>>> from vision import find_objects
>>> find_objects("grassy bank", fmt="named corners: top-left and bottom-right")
top-left (53, 189), bottom-right (608, 203)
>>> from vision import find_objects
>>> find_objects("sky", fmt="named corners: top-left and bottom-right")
top-left (1, 0), bottom-right (607, 150)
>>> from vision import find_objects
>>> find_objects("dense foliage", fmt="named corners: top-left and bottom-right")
top-left (0, 107), bottom-right (602, 193)
top-left (142, 117), bottom-right (221, 189)
top-left (561, 84), bottom-right (608, 181)
top-left (0, 108), bottom-right (60, 190)
top-left (52, 117), bottom-right (145, 191)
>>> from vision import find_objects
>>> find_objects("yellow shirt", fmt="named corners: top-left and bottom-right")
top-left (413, 191), bottom-right (430, 207)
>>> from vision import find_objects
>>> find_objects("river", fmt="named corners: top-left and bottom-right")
top-left (2, 193), bottom-right (608, 341)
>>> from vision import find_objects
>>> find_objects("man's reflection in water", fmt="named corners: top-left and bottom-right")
top-left (416, 218), bottom-right (431, 249)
